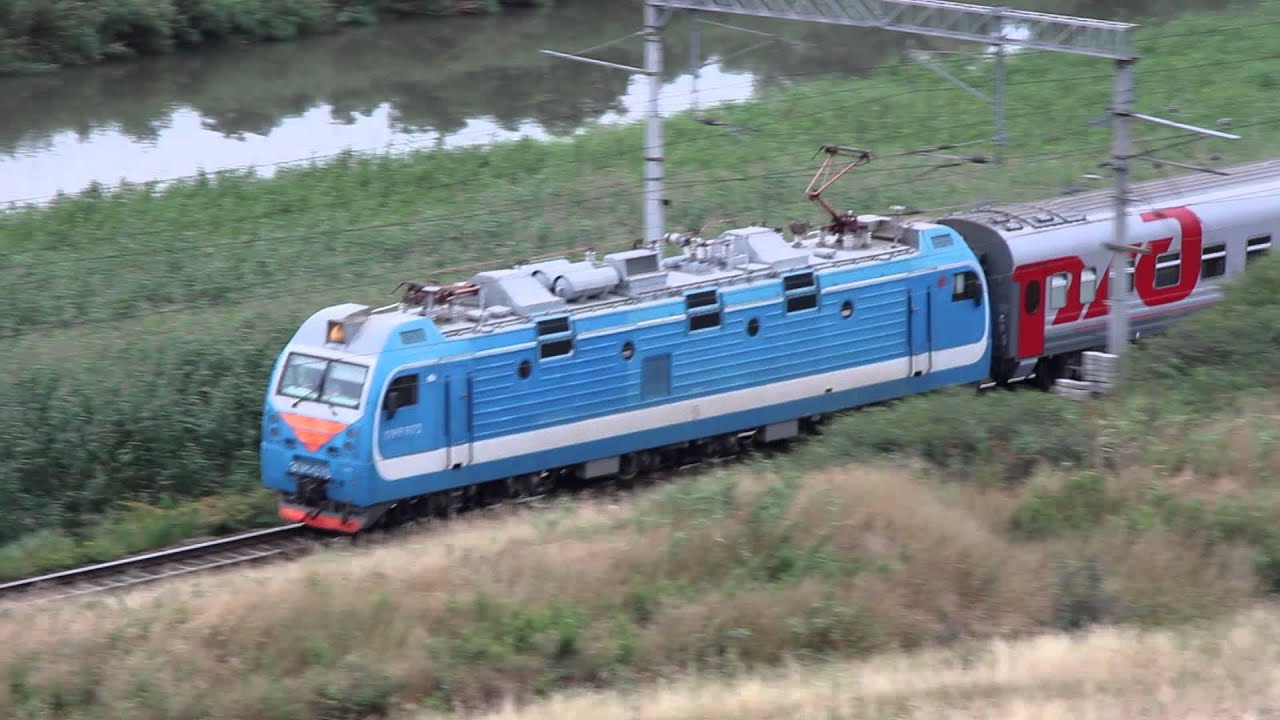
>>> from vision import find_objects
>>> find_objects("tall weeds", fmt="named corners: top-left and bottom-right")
top-left (0, 464), bottom-right (1260, 718)
top-left (418, 604), bottom-right (1280, 720)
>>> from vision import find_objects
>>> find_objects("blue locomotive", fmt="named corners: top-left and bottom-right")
top-left (261, 214), bottom-right (991, 531)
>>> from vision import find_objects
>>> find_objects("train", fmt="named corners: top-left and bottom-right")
top-left (260, 151), bottom-right (1279, 532)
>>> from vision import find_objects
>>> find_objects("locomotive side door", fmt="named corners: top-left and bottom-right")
top-left (378, 371), bottom-right (428, 459)
top-left (444, 371), bottom-right (473, 469)
top-left (908, 282), bottom-right (933, 376)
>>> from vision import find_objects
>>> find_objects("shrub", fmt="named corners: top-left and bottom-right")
top-left (1127, 252), bottom-right (1280, 411)
top-left (1253, 533), bottom-right (1280, 594)
top-left (1010, 472), bottom-right (1115, 540)
top-left (310, 656), bottom-right (402, 720)
top-left (1052, 556), bottom-right (1112, 631)
top-left (805, 388), bottom-right (1093, 485)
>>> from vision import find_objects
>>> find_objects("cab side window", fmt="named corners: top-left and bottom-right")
top-left (952, 270), bottom-right (982, 303)
top-left (384, 374), bottom-right (418, 418)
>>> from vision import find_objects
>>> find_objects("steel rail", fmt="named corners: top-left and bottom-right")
top-left (0, 523), bottom-right (312, 605)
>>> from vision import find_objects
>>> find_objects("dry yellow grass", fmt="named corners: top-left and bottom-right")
top-left (0, 463), bottom-right (1266, 719)
top-left (450, 604), bottom-right (1280, 720)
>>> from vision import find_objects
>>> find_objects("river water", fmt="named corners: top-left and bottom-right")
top-left (0, 0), bottom-right (1235, 205)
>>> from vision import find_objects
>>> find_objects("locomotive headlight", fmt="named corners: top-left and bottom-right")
top-left (326, 320), bottom-right (347, 344)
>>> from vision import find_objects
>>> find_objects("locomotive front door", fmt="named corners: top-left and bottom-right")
top-left (444, 372), bottom-right (473, 469)
top-left (908, 285), bottom-right (933, 376)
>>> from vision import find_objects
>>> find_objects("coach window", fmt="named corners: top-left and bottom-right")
top-left (1048, 273), bottom-right (1070, 310)
top-left (1125, 257), bottom-right (1136, 293)
top-left (1247, 234), bottom-right (1272, 264)
top-left (1154, 252), bottom-right (1181, 288)
top-left (384, 375), bottom-right (418, 419)
top-left (1024, 279), bottom-right (1041, 315)
top-left (1201, 244), bottom-right (1227, 279)
top-left (1080, 268), bottom-right (1098, 304)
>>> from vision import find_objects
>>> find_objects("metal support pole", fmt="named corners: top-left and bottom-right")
top-left (644, 2), bottom-right (666, 246)
top-left (1106, 58), bottom-right (1136, 367)
top-left (690, 11), bottom-right (701, 113)
top-left (992, 8), bottom-right (1007, 164)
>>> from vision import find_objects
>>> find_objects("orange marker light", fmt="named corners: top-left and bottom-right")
top-left (326, 321), bottom-right (347, 344)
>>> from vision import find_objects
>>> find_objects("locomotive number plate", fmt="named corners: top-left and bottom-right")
top-left (288, 458), bottom-right (332, 481)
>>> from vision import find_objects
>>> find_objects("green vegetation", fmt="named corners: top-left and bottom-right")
top-left (0, 0), bottom-right (550, 74)
top-left (0, 488), bottom-right (277, 581)
top-left (1, 0), bottom-right (1278, 579)
top-left (0, 460), bottom-right (1264, 719)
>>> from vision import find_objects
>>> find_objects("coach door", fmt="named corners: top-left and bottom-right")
top-left (908, 284), bottom-right (933, 376)
top-left (444, 372), bottom-right (473, 469)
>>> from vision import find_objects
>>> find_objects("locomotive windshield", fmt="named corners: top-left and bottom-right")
top-left (277, 353), bottom-right (368, 409)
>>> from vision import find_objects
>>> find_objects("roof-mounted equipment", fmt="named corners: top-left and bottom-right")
top-left (804, 144), bottom-right (874, 236)
top-left (325, 307), bottom-right (371, 345)
top-left (394, 280), bottom-right (480, 310)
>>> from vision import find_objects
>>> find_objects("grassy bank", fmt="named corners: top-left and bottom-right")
top-left (0, 488), bottom-right (278, 581)
top-left (0, 0), bottom-right (549, 74)
top-left (1, 0), bottom-right (1278, 569)
top-left (427, 603), bottom-right (1280, 720)
top-left (0, 460), bottom-right (1268, 719)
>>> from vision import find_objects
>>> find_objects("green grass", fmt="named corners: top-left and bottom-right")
top-left (1, 0), bottom-right (1279, 571)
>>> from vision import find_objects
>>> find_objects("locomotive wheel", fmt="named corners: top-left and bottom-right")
top-left (617, 453), bottom-right (639, 483)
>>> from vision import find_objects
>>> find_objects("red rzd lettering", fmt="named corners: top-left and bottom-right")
top-left (1134, 207), bottom-right (1203, 306)
top-left (1008, 206), bottom-right (1204, 359)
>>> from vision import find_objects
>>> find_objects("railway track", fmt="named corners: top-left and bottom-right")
top-left (0, 524), bottom-right (315, 607)
top-left (0, 457), bottom-right (723, 608)
top-left (1, 382), bottom-right (1045, 609)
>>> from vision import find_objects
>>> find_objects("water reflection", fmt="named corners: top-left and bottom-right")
top-left (3, 61), bottom-right (756, 204)
top-left (0, 0), bottom-right (1241, 204)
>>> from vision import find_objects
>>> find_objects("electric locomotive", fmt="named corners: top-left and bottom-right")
top-left (260, 214), bottom-right (992, 531)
